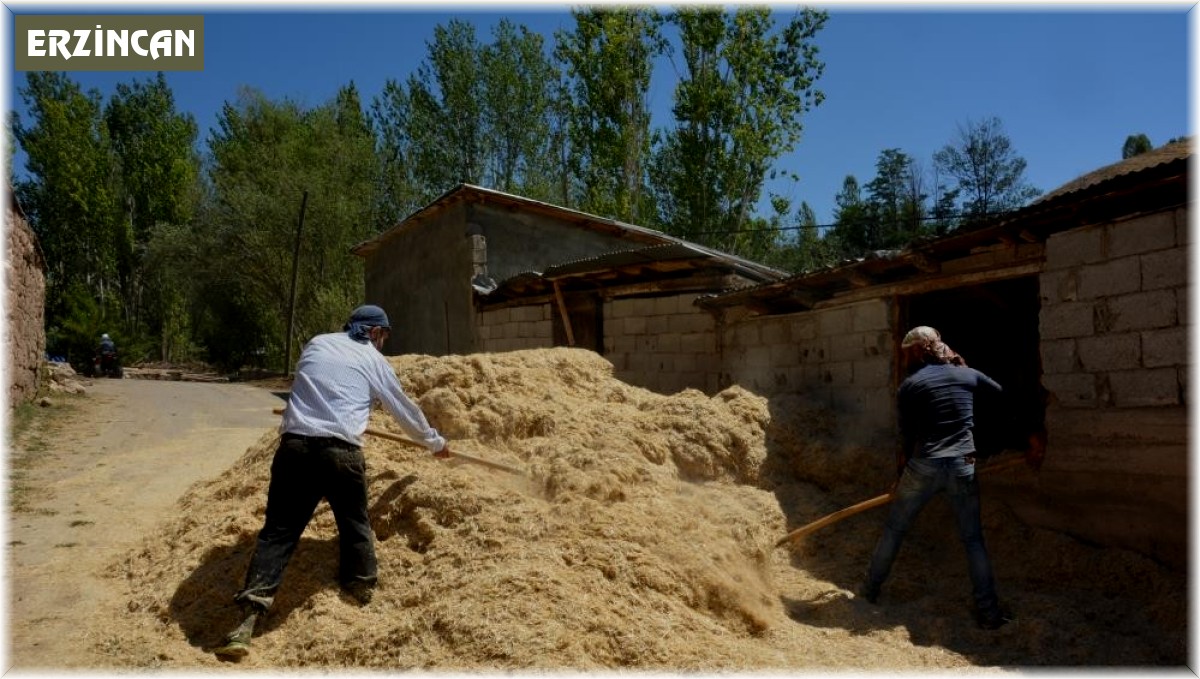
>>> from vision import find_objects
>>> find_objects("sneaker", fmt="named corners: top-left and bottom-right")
top-left (975, 606), bottom-right (1014, 630)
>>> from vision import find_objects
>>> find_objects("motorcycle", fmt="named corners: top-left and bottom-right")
top-left (93, 350), bottom-right (123, 379)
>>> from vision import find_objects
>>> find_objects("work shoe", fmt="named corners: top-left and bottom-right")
top-left (214, 611), bottom-right (258, 659)
top-left (343, 582), bottom-right (374, 605)
top-left (975, 605), bottom-right (1014, 630)
top-left (213, 637), bottom-right (250, 660)
top-left (856, 582), bottom-right (880, 604)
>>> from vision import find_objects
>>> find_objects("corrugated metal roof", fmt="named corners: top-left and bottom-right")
top-left (700, 141), bottom-right (1191, 313)
top-left (355, 184), bottom-right (789, 302)
top-left (480, 241), bottom-right (788, 305)
top-left (352, 184), bottom-right (677, 256)
top-left (1032, 137), bottom-right (1191, 207)
top-left (541, 241), bottom-right (786, 282)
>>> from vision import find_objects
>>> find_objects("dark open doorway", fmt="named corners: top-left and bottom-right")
top-left (900, 276), bottom-right (1045, 456)
top-left (552, 292), bottom-right (604, 354)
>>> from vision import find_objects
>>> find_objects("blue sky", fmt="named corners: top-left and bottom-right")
top-left (4, 3), bottom-right (1192, 227)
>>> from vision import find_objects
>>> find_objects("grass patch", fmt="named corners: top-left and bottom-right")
top-left (8, 393), bottom-right (86, 513)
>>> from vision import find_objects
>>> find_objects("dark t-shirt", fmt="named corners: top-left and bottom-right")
top-left (898, 363), bottom-right (1002, 459)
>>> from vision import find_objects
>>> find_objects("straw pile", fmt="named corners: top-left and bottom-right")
top-left (98, 348), bottom-right (1185, 670)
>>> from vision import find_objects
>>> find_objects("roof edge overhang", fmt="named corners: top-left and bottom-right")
top-left (352, 184), bottom-right (682, 258)
top-left (698, 155), bottom-right (1189, 316)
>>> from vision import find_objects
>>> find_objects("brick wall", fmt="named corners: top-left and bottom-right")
top-left (1021, 207), bottom-right (1189, 567)
top-left (6, 201), bottom-right (46, 406)
top-left (722, 298), bottom-right (895, 446)
top-left (477, 304), bottom-right (554, 353)
top-left (604, 293), bottom-right (719, 393)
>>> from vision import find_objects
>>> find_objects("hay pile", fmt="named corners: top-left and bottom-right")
top-left (100, 348), bottom-right (1185, 670)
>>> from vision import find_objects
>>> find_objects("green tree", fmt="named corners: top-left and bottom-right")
top-left (104, 72), bottom-right (201, 350)
top-left (1122, 133), bottom-right (1153, 159)
top-left (424, 20), bottom-right (484, 187)
top-left (932, 117), bottom-right (1040, 223)
top-left (555, 7), bottom-right (666, 222)
top-left (829, 175), bottom-right (875, 256)
top-left (371, 79), bottom-right (423, 228)
top-left (373, 18), bottom-right (561, 216)
top-left (525, 69), bottom-right (575, 206)
top-left (198, 86), bottom-right (378, 370)
top-left (480, 19), bottom-right (557, 194)
top-left (652, 6), bottom-right (827, 252)
top-left (13, 72), bottom-right (123, 358)
top-left (927, 162), bottom-right (960, 236)
top-left (863, 148), bottom-right (922, 247)
top-left (760, 199), bottom-right (837, 273)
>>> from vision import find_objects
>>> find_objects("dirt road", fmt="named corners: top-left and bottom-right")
top-left (7, 377), bottom-right (285, 670)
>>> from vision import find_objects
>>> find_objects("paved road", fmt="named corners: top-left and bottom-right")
top-left (7, 377), bottom-right (285, 670)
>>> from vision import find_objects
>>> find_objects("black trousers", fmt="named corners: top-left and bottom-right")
top-left (234, 433), bottom-right (377, 612)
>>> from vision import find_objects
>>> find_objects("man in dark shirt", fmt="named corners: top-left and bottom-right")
top-left (859, 325), bottom-right (1011, 630)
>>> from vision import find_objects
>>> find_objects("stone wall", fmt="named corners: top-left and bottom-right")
top-left (721, 298), bottom-right (895, 445)
top-left (477, 304), bottom-right (554, 353)
top-left (1017, 207), bottom-right (1189, 567)
top-left (6, 199), bottom-right (46, 406)
top-left (605, 293), bottom-right (719, 394)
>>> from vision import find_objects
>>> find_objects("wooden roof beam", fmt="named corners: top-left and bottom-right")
top-left (847, 270), bottom-right (873, 287)
top-left (911, 252), bottom-right (940, 273)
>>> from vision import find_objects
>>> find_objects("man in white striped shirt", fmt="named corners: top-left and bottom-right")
top-left (216, 304), bottom-right (451, 659)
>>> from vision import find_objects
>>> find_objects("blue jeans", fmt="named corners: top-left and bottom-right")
top-left (864, 456), bottom-right (999, 613)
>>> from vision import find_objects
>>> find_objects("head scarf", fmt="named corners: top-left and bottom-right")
top-left (344, 304), bottom-right (391, 344)
top-left (901, 325), bottom-right (966, 367)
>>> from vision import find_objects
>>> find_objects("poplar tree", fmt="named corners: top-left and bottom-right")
top-left (480, 19), bottom-right (557, 194)
top-left (14, 72), bottom-right (123, 360)
top-left (651, 6), bottom-right (827, 250)
top-left (555, 7), bottom-right (666, 221)
top-left (373, 18), bottom-right (560, 217)
top-left (104, 72), bottom-right (201, 343)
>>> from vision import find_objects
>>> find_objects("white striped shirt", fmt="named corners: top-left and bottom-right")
top-left (280, 332), bottom-right (447, 452)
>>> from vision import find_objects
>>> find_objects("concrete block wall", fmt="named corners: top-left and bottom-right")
top-left (604, 293), bottom-right (719, 394)
top-left (721, 298), bottom-right (895, 445)
top-left (1039, 208), bottom-right (1187, 408)
top-left (1024, 207), bottom-right (1189, 567)
top-left (477, 304), bottom-right (554, 353)
top-left (6, 203), bottom-right (45, 406)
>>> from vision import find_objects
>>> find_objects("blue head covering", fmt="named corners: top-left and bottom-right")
top-left (344, 304), bottom-right (391, 343)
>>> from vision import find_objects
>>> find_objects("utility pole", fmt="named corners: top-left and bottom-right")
top-left (283, 190), bottom-right (309, 376)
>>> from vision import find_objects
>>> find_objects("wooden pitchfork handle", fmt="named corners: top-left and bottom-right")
top-left (271, 408), bottom-right (526, 476)
top-left (774, 455), bottom-right (1027, 548)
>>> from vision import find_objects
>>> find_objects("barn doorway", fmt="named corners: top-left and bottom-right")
top-left (899, 276), bottom-right (1045, 456)
top-left (552, 292), bottom-right (604, 354)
